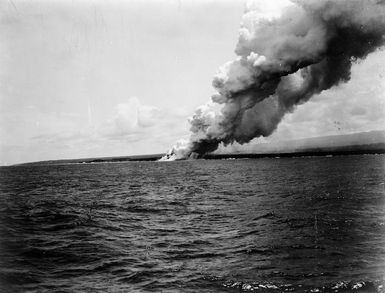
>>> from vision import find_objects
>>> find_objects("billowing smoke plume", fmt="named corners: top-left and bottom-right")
top-left (161, 0), bottom-right (385, 161)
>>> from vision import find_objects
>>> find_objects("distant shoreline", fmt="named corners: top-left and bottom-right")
top-left (10, 147), bottom-right (385, 166)
top-left (203, 149), bottom-right (385, 160)
top-left (5, 131), bottom-right (385, 166)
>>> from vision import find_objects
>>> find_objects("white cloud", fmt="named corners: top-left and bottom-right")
top-left (101, 97), bottom-right (161, 137)
top-left (0, 96), bottom-right (191, 164)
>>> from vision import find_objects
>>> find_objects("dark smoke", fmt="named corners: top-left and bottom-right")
top-left (161, 0), bottom-right (385, 161)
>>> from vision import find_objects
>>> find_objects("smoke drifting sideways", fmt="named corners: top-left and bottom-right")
top-left (160, 0), bottom-right (385, 161)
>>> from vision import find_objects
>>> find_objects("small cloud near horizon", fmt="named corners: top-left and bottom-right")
top-left (0, 96), bottom-right (190, 165)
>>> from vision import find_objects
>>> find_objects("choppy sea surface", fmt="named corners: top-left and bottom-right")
top-left (0, 155), bottom-right (384, 293)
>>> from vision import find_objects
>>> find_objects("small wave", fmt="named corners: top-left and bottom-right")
top-left (117, 271), bottom-right (153, 283)
top-left (165, 249), bottom-right (226, 260)
top-left (242, 244), bottom-right (324, 256)
top-left (124, 205), bottom-right (163, 214)
top-left (221, 279), bottom-right (383, 292)
top-left (253, 212), bottom-right (277, 221)
top-left (171, 239), bottom-right (212, 250)
top-left (243, 247), bottom-right (274, 255)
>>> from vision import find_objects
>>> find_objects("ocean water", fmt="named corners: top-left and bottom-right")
top-left (0, 155), bottom-right (384, 293)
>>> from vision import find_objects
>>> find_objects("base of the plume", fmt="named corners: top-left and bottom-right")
top-left (158, 153), bottom-right (178, 161)
top-left (158, 152), bottom-right (200, 162)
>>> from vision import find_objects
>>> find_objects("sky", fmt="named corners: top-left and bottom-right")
top-left (0, 0), bottom-right (384, 165)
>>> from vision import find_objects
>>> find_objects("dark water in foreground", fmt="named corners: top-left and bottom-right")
top-left (0, 155), bottom-right (384, 293)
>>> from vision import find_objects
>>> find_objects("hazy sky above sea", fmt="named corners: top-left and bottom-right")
top-left (1, 0), bottom-right (384, 165)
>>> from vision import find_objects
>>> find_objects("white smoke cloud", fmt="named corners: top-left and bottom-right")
top-left (161, 0), bottom-right (385, 161)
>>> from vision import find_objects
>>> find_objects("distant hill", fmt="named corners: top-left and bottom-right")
top-left (219, 130), bottom-right (385, 154)
top-left (11, 130), bottom-right (385, 166)
top-left (204, 143), bottom-right (385, 160)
